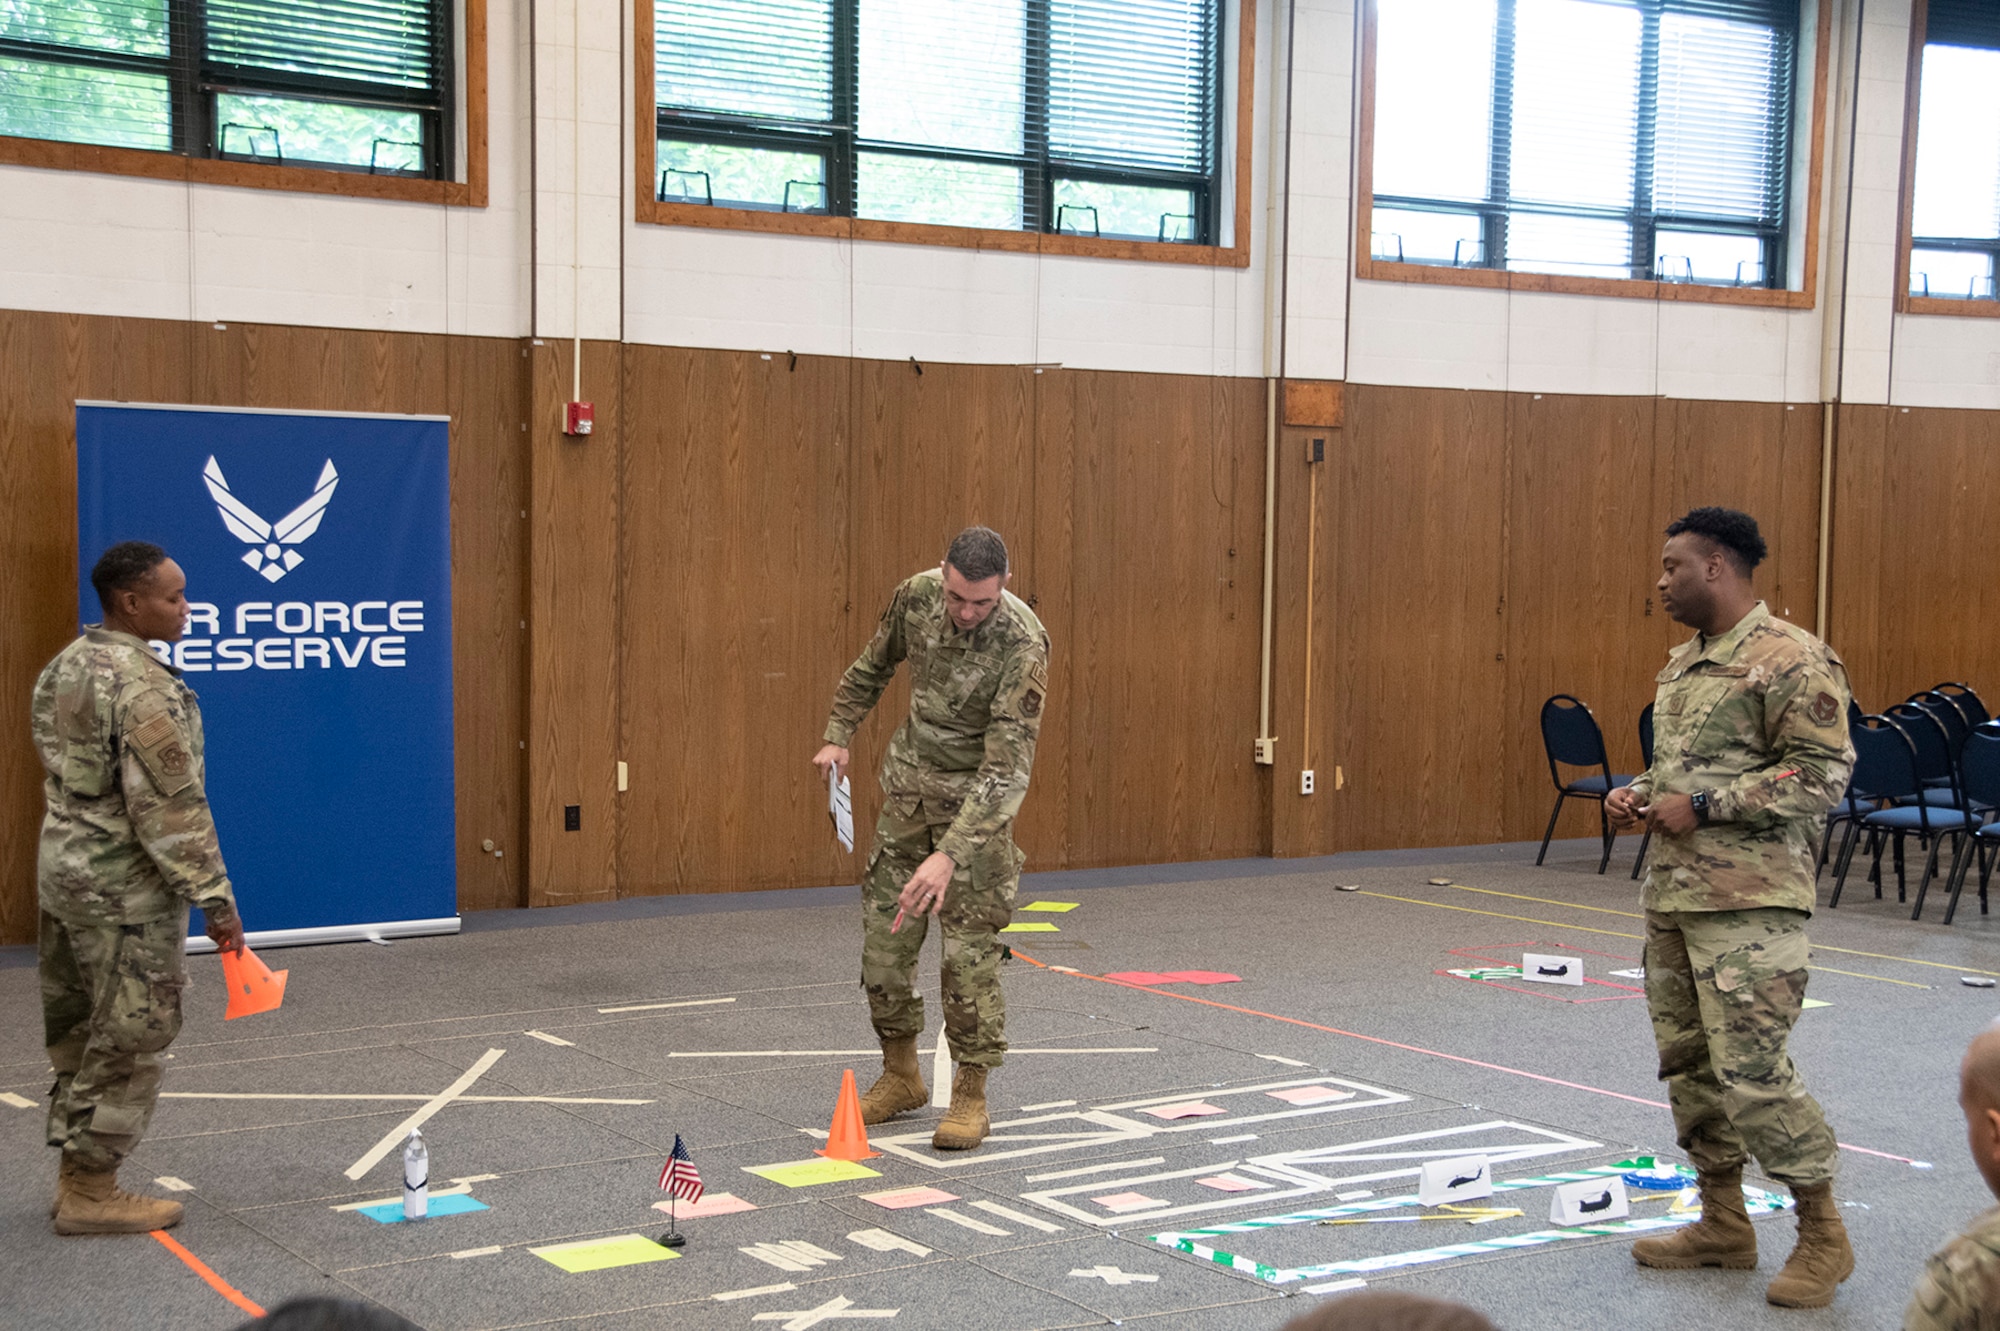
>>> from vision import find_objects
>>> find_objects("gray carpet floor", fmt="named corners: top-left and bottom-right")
top-left (1, 834), bottom-right (1995, 1331)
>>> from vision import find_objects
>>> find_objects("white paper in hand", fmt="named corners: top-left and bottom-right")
top-left (829, 769), bottom-right (854, 852)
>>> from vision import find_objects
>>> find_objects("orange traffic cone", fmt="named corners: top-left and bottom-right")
top-left (815, 1068), bottom-right (881, 1161)
top-left (220, 945), bottom-right (288, 1020)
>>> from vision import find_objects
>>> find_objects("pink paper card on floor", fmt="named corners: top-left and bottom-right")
top-left (1141, 1101), bottom-right (1226, 1120)
top-left (1266, 1086), bottom-right (1355, 1105)
top-left (1159, 971), bottom-right (1241, 984)
top-left (1092, 1191), bottom-right (1170, 1213)
top-left (1104, 971), bottom-right (1176, 985)
top-left (861, 1186), bottom-right (960, 1209)
top-left (653, 1191), bottom-right (758, 1218)
top-left (1196, 1174), bottom-right (1269, 1192)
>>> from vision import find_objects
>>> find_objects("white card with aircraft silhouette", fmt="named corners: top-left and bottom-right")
top-left (1550, 1176), bottom-right (1629, 1224)
top-left (1520, 953), bottom-right (1584, 986)
top-left (1417, 1154), bottom-right (1493, 1205)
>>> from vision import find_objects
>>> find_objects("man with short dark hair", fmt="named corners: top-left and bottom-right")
top-left (35, 540), bottom-right (244, 1234)
top-left (1607, 507), bottom-right (1855, 1307)
top-left (1904, 1019), bottom-right (2000, 1329)
top-left (812, 526), bottom-right (1049, 1151)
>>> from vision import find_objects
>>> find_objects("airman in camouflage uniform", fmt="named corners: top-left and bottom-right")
top-left (34, 541), bottom-right (243, 1234)
top-left (1607, 508), bottom-right (1855, 1308)
top-left (1904, 1021), bottom-right (2000, 1330)
top-left (814, 527), bottom-right (1048, 1151)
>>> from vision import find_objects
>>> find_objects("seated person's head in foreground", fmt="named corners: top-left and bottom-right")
top-left (1963, 1018), bottom-right (2000, 1199)
top-left (1278, 1289), bottom-right (1498, 1331)
top-left (235, 1297), bottom-right (422, 1331)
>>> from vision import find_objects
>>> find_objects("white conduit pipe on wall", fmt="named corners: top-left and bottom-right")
top-left (1256, 0), bottom-right (1298, 768)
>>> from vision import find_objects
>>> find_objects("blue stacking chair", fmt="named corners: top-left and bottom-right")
top-left (1936, 682), bottom-right (1990, 730)
top-left (1936, 721), bottom-right (2000, 926)
top-left (1830, 713), bottom-right (1975, 910)
top-left (1828, 716), bottom-right (1916, 907)
top-left (1818, 697), bottom-right (1870, 877)
top-left (1630, 702), bottom-right (1654, 880)
top-left (1536, 695), bottom-right (1632, 875)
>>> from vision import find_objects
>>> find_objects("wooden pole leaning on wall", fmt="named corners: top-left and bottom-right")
top-left (1816, 402), bottom-right (1835, 642)
top-left (1285, 380), bottom-right (1343, 797)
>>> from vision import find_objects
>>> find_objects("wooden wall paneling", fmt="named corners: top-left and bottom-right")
top-left (1016, 369), bottom-right (1075, 871)
top-left (1662, 398), bottom-right (1823, 630)
top-left (1827, 405), bottom-right (1890, 707)
top-left (1063, 369), bottom-right (1264, 868)
top-left (527, 339), bottom-right (621, 905)
top-left (617, 346), bottom-right (854, 895)
top-left (1855, 407), bottom-right (2000, 706)
top-left (446, 337), bottom-right (530, 911)
top-left (0, 311), bottom-right (194, 944)
top-left (1305, 385), bottom-right (1510, 855)
top-left (1500, 393), bottom-right (1664, 845)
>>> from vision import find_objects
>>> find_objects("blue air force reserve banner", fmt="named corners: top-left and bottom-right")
top-left (75, 403), bottom-right (458, 946)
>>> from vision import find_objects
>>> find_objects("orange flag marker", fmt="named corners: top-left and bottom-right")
top-left (815, 1068), bottom-right (881, 1161)
top-left (220, 945), bottom-right (287, 1020)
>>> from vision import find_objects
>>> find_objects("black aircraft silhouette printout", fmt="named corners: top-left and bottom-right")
top-left (1519, 952), bottom-right (1585, 986)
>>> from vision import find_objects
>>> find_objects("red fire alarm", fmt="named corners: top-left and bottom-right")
top-left (563, 401), bottom-right (594, 436)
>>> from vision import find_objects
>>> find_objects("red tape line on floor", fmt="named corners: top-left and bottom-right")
top-left (1007, 949), bottom-right (1921, 1166)
top-left (151, 1229), bottom-right (265, 1319)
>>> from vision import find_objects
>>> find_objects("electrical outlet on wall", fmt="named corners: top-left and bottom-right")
top-left (1301, 769), bottom-right (1315, 796)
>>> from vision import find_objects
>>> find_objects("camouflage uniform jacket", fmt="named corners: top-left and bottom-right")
top-left (1904, 1204), bottom-right (2000, 1331)
top-left (1627, 602), bottom-right (1853, 915)
top-left (32, 627), bottom-right (237, 926)
top-left (825, 568), bottom-right (1050, 868)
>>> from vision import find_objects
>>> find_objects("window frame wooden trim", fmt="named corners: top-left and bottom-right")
top-left (1353, 0), bottom-right (1831, 310)
top-left (0, 0), bottom-right (489, 207)
top-left (632, 0), bottom-right (1255, 269)
top-left (1895, 0), bottom-right (2000, 317)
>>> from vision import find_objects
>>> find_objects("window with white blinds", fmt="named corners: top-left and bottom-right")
top-left (1907, 0), bottom-right (2000, 301)
top-left (1370, 0), bottom-right (1800, 286)
top-left (0, 0), bottom-right (454, 176)
top-left (654, 0), bottom-right (1222, 243)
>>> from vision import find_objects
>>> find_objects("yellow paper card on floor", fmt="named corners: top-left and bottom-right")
top-left (1020, 901), bottom-right (1079, 912)
top-left (744, 1157), bottom-right (883, 1188)
top-left (1000, 922), bottom-right (1059, 933)
top-left (531, 1234), bottom-right (678, 1273)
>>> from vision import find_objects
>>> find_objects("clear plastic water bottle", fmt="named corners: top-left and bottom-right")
top-left (402, 1128), bottom-right (429, 1220)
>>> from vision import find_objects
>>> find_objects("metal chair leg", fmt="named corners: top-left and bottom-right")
top-left (1912, 829), bottom-right (1952, 920)
top-left (1826, 821), bottom-right (1861, 907)
top-left (1631, 827), bottom-right (1652, 881)
top-left (1537, 794), bottom-right (1565, 867)
top-left (1940, 833), bottom-right (1975, 926)
top-left (1596, 802), bottom-right (1614, 875)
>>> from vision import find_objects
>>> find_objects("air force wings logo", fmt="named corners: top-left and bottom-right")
top-left (202, 455), bottom-right (339, 583)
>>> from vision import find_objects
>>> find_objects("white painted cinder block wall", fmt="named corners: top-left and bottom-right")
top-left (0, 0), bottom-right (1993, 406)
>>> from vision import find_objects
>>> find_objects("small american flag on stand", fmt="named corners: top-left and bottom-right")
top-left (659, 1134), bottom-right (704, 1204)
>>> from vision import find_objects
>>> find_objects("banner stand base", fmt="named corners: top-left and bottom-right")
top-left (186, 916), bottom-right (461, 954)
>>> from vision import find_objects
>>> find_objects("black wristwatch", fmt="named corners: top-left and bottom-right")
top-left (1690, 790), bottom-right (1713, 825)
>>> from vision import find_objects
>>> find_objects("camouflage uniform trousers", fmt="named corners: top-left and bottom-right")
top-left (861, 798), bottom-right (1022, 1068)
top-left (40, 909), bottom-right (187, 1171)
top-left (1645, 906), bottom-right (1838, 1187)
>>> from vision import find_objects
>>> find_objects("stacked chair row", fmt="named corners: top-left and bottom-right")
top-left (1824, 684), bottom-right (1994, 926)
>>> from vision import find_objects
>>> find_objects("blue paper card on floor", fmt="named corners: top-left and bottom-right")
top-left (361, 1194), bottom-right (489, 1224)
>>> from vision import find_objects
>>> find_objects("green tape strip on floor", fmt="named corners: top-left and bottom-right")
top-left (1148, 1165), bottom-right (1793, 1285)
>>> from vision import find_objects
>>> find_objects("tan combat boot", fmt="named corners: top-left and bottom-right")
top-left (858, 1035), bottom-right (928, 1126)
top-left (1765, 1182), bottom-right (1854, 1308)
top-left (50, 1155), bottom-right (82, 1218)
top-left (1631, 1168), bottom-right (1759, 1270)
top-left (54, 1166), bottom-right (184, 1235)
top-left (933, 1066), bottom-right (989, 1151)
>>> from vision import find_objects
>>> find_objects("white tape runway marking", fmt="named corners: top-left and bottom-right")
top-left (450, 1246), bottom-right (503, 1260)
top-left (1027, 1157), bottom-right (1168, 1183)
top-left (669, 1048), bottom-right (1155, 1059)
top-left (714, 1283), bottom-right (798, 1301)
top-left (598, 997), bottom-right (739, 1014)
top-left (344, 1049), bottom-right (504, 1180)
top-left (0, 1091), bottom-right (35, 1109)
top-left (970, 1200), bottom-right (1063, 1233)
top-left (155, 1176), bottom-right (194, 1192)
top-left (1020, 1099), bottom-right (1079, 1111)
top-left (926, 1207), bottom-right (1010, 1236)
top-left (524, 1030), bottom-right (575, 1046)
top-left (1257, 1055), bottom-right (1310, 1067)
